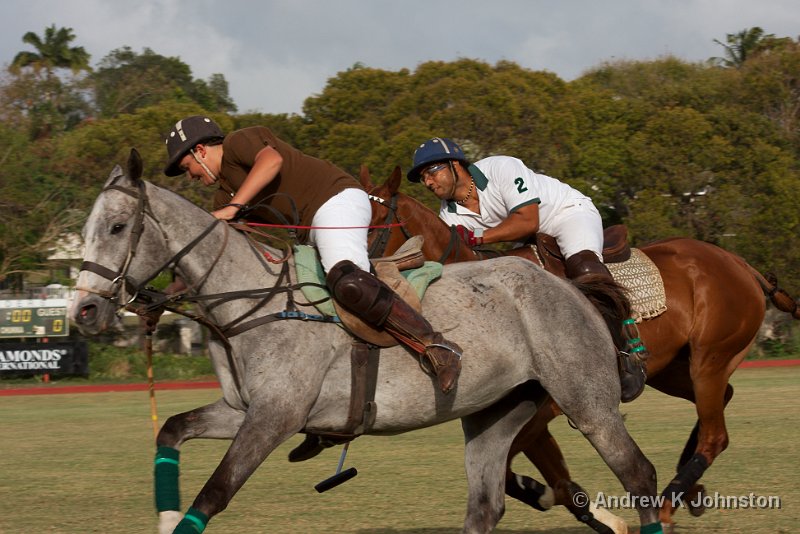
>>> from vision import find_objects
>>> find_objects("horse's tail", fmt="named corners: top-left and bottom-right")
top-left (570, 274), bottom-right (633, 350)
top-left (747, 266), bottom-right (800, 320)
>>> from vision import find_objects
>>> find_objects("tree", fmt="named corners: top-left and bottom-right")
top-left (91, 47), bottom-right (236, 118)
top-left (10, 24), bottom-right (90, 74)
top-left (734, 36), bottom-right (800, 152)
top-left (711, 27), bottom-right (772, 68)
top-left (6, 25), bottom-right (92, 139)
top-left (0, 123), bottom-right (84, 286)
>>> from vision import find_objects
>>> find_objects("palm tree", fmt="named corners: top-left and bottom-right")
top-left (711, 27), bottom-right (773, 68)
top-left (7, 25), bottom-right (92, 139)
top-left (11, 25), bottom-right (91, 74)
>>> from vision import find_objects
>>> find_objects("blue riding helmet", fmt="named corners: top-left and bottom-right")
top-left (407, 137), bottom-right (467, 182)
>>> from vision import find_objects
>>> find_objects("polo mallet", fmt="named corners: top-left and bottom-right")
top-left (142, 317), bottom-right (160, 441)
top-left (314, 441), bottom-right (358, 493)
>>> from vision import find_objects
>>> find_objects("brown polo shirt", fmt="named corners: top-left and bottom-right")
top-left (212, 126), bottom-right (362, 242)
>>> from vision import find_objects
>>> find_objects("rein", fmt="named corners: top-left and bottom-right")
top-left (367, 193), bottom-right (413, 258)
top-left (80, 180), bottom-right (169, 307)
top-left (81, 180), bottom-right (339, 331)
top-left (368, 191), bottom-right (480, 264)
top-left (80, 184), bottom-right (226, 310)
top-left (81, 179), bottom-right (346, 393)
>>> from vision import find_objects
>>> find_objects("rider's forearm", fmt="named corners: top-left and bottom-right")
top-left (483, 211), bottom-right (539, 244)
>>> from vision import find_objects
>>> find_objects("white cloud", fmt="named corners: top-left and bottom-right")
top-left (2, 0), bottom-right (799, 115)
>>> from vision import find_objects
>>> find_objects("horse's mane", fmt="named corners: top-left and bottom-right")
top-left (569, 274), bottom-right (632, 351)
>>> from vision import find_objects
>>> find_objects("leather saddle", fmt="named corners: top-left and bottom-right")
top-left (533, 224), bottom-right (631, 278)
top-left (333, 236), bottom-right (428, 347)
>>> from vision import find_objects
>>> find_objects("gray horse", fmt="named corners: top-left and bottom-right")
top-left (71, 149), bottom-right (662, 534)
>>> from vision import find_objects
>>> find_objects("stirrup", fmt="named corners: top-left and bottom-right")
top-left (418, 342), bottom-right (462, 374)
top-left (417, 340), bottom-right (463, 394)
top-left (427, 342), bottom-right (462, 359)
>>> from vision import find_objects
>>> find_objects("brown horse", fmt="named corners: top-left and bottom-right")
top-left (362, 166), bottom-right (800, 532)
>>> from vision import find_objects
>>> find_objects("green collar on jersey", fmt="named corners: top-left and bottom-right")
top-left (446, 164), bottom-right (489, 212)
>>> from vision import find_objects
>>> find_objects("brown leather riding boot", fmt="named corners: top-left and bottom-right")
top-left (565, 250), bottom-right (647, 403)
top-left (327, 260), bottom-right (463, 393)
top-left (288, 433), bottom-right (349, 463)
top-left (564, 249), bottom-right (615, 282)
top-left (383, 300), bottom-right (463, 394)
top-left (288, 434), bottom-right (324, 462)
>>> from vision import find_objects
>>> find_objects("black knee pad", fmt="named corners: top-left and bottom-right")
top-left (326, 260), bottom-right (394, 326)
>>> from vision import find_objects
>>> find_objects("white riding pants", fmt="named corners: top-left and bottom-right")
top-left (309, 187), bottom-right (372, 274)
top-left (547, 201), bottom-right (605, 261)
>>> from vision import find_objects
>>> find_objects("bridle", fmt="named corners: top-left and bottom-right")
top-left (79, 177), bottom-right (226, 311)
top-left (367, 190), bottom-right (481, 264)
top-left (367, 192), bottom-right (413, 258)
top-left (78, 176), bottom-right (341, 393)
top-left (79, 178), bottom-right (334, 331)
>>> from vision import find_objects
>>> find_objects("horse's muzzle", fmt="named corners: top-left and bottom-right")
top-left (71, 293), bottom-right (117, 335)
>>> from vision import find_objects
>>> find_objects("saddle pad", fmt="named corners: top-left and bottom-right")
top-left (293, 245), bottom-right (443, 318)
top-left (607, 248), bottom-right (667, 323)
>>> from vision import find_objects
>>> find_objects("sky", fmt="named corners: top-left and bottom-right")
top-left (2, 0), bottom-right (799, 116)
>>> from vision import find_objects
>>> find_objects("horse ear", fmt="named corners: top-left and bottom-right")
top-left (359, 164), bottom-right (374, 189)
top-left (127, 148), bottom-right (144, 184)
top-left (103, 165), bottom-right (124, 188)
top-left (388, 166), bottom-right (402, 194)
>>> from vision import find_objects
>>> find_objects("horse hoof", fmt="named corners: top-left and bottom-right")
top-left (686, 484), bottom-right (707, 517)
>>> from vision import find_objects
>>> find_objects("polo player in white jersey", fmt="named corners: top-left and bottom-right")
top-left (407, 137), bottom-right (648, 402)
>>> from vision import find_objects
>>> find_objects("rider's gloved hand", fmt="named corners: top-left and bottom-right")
top-left (455, 225), bottom-right (484, 247)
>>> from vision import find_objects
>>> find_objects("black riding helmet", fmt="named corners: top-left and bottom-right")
top-left (163, 116), bottom-right (225, 176)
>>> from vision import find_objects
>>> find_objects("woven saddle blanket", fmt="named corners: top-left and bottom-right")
top-left (607, 248), bottom-right (667, 323)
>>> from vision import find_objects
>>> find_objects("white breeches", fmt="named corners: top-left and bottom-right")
top-left (546, 201), bottom-right (605, 261)
top-left (309, 188), bottom-right (372, 273)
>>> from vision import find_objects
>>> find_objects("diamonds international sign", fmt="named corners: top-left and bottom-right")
top-left (0, 341), bottom-right (88, 376)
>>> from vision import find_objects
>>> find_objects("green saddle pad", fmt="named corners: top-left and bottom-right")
top-left (293, 245), bottom-right (443, 318)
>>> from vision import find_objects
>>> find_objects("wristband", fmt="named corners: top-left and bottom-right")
top-left (474, 228), bottom-right (484, 246)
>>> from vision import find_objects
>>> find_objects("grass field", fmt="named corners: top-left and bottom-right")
top-left (1, 366), bottom-right (798, 533)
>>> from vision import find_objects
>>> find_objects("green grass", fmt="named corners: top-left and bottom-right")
top-left (0, 367), bottom-right (798, 533)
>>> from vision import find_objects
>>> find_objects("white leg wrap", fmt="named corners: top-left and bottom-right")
top-left (589, 502), bottom-right (628, 534)
top-left (538, 484), bottom-right (555, 510)
top-left (158, 510), bottom-right (183, 534)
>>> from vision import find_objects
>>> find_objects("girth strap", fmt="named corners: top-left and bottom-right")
top-left (345, 341), bottom-right (379, 436)
top-left (319, 341), bottom-right (379, 440)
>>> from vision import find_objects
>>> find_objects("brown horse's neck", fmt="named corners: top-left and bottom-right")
top-left (393, 194), bottom-right (477, 263)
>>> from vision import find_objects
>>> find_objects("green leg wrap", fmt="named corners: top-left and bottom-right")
top-left (622, 317), bottom-right (648, 355)
top-left (154, 446), bottom-right (180, 512)
top-left (640, 522), bottom-right (664, 534)
top-left (173, 507), bottom-right (209, 534)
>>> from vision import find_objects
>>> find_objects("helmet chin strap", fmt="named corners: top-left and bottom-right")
top-left (191, 148), bottom-right (219, 183)
top-left (447, 160), bottom-right (460, 199)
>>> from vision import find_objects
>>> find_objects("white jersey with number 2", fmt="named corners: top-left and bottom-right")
top-left (438, 155), bottom-right (604, 259)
